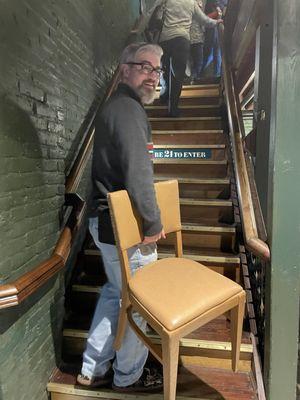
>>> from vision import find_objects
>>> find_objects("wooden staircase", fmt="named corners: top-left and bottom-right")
top-left (47, 83), bottom-right (258, 400)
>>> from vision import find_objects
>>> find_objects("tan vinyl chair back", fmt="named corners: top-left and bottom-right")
top-left (108, 179), bottom-right (246, 400)
top-left (108, 179), bottom-right (181, 251)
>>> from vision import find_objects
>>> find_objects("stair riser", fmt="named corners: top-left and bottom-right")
top-left (180, 88), bottom-right (220, 97)
top-left (180, 204), bottom-right (234, 225)
top-left (154, 164), bottom-right (228, 179)
top-left (153, 97), bottom-right (221, 107)
top-left (152, 132), bottom-right (226, 145)
top-left (69, 292), bottom-right (100, 314)
top-left (146, 107), bottom-right (221, 118)
top-left (150, 119), bottom-right (222, 130)
top-left (159, 231), bottom-right (235, 251)
top-left (76, 254), bottom-right (105, 284)
top-left (62, 337), bottom-right (251, 372)
top-left (177, 182), bottom-right (230, 199)
top-left (181, 96), bottom-right (220, 106)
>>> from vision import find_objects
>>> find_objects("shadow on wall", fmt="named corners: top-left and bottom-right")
top-left (0, 95), bottom-right (68, 372)
top-left (0, 94), bottom-right (47, 283)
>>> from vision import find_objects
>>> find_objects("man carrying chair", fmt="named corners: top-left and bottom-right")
top-left (77, 42), bottom-right (165, 392)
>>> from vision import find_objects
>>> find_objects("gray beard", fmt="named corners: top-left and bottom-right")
top-left (135, 85), bottom-right (157, 105)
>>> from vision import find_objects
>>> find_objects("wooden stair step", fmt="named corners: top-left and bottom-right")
top-left (180, 198), bottom-right (232, 206)
top-left (48, 359), bottom-right (257, 399)
top-left (154, 177), bottom-right (230, 199)
top-left (154, 144), bottom-right (225, 148)
top-left (84, 221), bottom-right (236, 257)
top-left (146, 104), bottom-right (221, 118)
top-left (150, 116), bottom-right (222, 131)
top-left (62, 327), bottom-right (252, 367)
top-left (159, 222), bottom-right (236, 252)
top-left (158, 82), bottom-right (220, 90)
top-left (153, 84), bottom-right (221, 106)
top-left (158, 247), bottom-right (239, 265)
top-left (156, 83), bottom-right (220, 93)
top-left (179, 198), bottom-right (234, 225)
top-left (158, 247), bottom-right (240, 281)
top-left (72, 284), bottom-right (101, 294)
top-left (178, 96), bottom-right (220, 106)
top-left (156, 83), bottom-right (220, 98)
top-left (152, 129), bottom-right (225, 145)
top-left (154, 160), bottom-right (228, 179)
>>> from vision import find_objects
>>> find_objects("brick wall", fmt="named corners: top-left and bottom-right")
top-left (0, 1), bottom-right (138, 399)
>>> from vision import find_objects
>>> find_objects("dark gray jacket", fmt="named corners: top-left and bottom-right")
top-left (90, 83), bottom-right (162, 244)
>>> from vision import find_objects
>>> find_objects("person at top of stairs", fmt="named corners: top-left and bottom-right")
top-left (145, 0), bottom-right (222, 117)
top-left (190, 0), bottom-right (207, 84)
top-left (77, 43), bottom-right (165, 392)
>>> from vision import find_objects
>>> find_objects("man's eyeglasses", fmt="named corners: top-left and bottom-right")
top-left (126, 62), bottom-right (164, 77)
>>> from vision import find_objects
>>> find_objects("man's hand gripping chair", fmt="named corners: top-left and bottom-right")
top-left (108, 180), bottom-right (246, 400)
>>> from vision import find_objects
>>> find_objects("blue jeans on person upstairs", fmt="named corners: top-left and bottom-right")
top-left (81, 217), bottom-right (157, 387)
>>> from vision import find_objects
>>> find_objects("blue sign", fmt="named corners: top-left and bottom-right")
top-left (153, 148), bottom-right (212, 159)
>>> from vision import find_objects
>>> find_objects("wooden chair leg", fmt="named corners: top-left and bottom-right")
top-left (161, 335), bottom-right (179, 400)
top-left (114, 301), bottom-right (128, 350)
top-left (230, 295), bottom-right (245, 372)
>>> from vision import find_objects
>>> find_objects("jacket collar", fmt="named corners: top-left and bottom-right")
top-left (116, 82), bottom-right (143, 105)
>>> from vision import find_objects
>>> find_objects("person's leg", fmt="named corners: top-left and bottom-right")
top-left (213, 30), bottom-right (222, 77)
top-left (113, 244), bottom-right (158, 387)
top-left (81, 217), bottom-right (123, 379)
top-left (81, 218), bottom-right (158, 387)
top-left (159, 41), bottom-right (171, 103)
top-left (202, 28), bottom-right (214, 75)
top-left (196, 43), bottom-right (204, 79)
top-left (190, 43), bottom-right (198, 80)
top-left (169, 37), bottom-right (190, 116)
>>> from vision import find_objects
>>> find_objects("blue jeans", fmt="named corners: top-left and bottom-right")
top-left (81, 217), bottom-right (157, 387)
top-left (190, 42), bottom-right (204, 79)
top-left (203, 27), bottom-right (222, 77)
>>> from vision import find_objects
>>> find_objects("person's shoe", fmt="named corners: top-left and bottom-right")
top-left (77, 369), bottom-right (113, 388)
top-left (112, 367), bottom-right (163, 393)
top-left (183, 76), bottom-right (191, 85)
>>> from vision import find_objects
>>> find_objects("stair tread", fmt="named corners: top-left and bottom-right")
top-left (154, 176), bottom-right (230, 184)
top-left (181, 222), bottom-right (236, 232)
top-left (158, 247), bottom-right (240, 263)
top-left (149, 116), bottom-right (222, 121)
top-left (146, 104), bottom-right (220, 109)
top-left (48, 359), bottom-right (256, 399)
top-left (153, 159), bottom-right (227, 164)
top-left (82, 247), bottom-right (239, 265)
top-left (62, 314), bottom-right (250, 344)
top-left (152, 129), bottom-right (223, 134)
top-left (157, 83), bottom-right (220, 91)
top-left (180, 198), bottom-right (232, 206)
top-left (72, 284), bottom-right (101, 293)
top-left (153, 144), bottom-right (225, 149)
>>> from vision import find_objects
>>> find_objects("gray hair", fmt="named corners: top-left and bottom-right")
top-left (120, 42), bottom-right (163, 64)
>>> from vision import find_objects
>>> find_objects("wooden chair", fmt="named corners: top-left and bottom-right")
top-left (108, 179), bottom-right (246, 400)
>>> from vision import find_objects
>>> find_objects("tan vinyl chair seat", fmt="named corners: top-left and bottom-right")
top-left (129, 257), bottom-right (243, 331)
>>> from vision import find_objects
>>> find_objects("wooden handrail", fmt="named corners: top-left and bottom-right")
top-left (0, 48), bottom-right (123, 310)
top-left (219, 24), bottom-right (270, 261)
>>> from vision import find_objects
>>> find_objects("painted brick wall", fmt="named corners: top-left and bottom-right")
top-left (0, 0), bottom-right (138, 399)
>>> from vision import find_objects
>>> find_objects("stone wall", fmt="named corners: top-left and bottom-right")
top-left (0, 1), bottom-right (138, 399)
